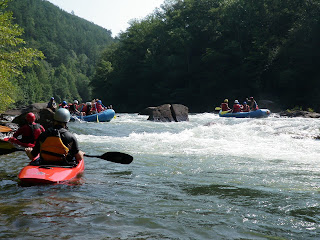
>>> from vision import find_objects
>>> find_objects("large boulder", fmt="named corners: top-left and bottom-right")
top-left (139, 107), bottom-right (157, 116)
top-left (38, 108), bottom-right (55, 129)
top-left (12, 112), bottom-right (40, 127)
top-left (11, 107), bottom-right (54, 129)
top-left (142, 104), bottom-right (189, 122)
top-left (4, 103), bottom-right (47, 116)
top-left (171, 104), bottom-right (189, 122)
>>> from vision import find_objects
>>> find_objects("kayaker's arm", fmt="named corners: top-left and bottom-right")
top-left (75, 150), bottom-right (85, 162)
top-left (25, 147), bottom-right (35, 160)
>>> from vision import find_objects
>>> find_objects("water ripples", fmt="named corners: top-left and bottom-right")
top-left (1, 113), bottom-right (320, 239)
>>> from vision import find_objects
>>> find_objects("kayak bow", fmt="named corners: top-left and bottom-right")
top-left (18, 159), bottom-right (85, 185)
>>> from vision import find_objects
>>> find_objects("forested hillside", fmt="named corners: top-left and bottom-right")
top-left (2, 0), bottom-right (319, 113)
top-left (92, 0), bottom-right (320, 112)
top-left (6, 0), bottom-right (114, 106)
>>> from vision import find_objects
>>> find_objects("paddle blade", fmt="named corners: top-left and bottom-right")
top-left (0, 139), bottom-right (16, 150)
top-left (85, 152), bottom-right (133, 164)
top-left (0, 126), bottom-right (12, 133)
top-left (0, 149), bottom-right (19, 155)
top-left (215, 107), bottom-right (221, 111)
top-left (0, 139), bottom-right (24, 155)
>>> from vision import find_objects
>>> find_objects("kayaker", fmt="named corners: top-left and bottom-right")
top-left (25, 108), bottom-right (85, 166)
top-left (248, 97), bottom-right (259, 111)
top-left (47, 97), bottom-right (57, 112)
top-left (242, 101), bottom-right (250, 112)
top-left (9, 112), bottom-right (45, 147)
top-left (232, 100), bottom-right (242, 113)
top-left (220, 99), bottom-right (231, 112)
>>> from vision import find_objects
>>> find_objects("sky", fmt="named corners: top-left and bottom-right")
top-left (46, 0), bottom-right (165, 37)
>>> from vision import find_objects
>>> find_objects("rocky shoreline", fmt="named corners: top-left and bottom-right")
top-left (278, 110), bottom-right (320, 118)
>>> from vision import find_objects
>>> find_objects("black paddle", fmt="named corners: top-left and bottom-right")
top-left (85, 152), bottom-right (133, 164)
top-left (0, 140), bottom-right (133, 164)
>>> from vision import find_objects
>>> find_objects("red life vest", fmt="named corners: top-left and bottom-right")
top-left (13, 123), bottom-right (44, 145)
top-left (221, 103), bottom-right (230, 111)
top-left (242, 105), bottom-right (250, 112)
top-left (233, 104), bottom-right (241, 113)
top-left (92, 103), bottom-right (103, 113)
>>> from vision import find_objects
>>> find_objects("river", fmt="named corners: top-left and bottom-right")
top-left (0, 113), bottom-right (320, 239)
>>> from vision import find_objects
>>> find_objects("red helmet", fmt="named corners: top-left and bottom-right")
top-left (26, 112), bottom-right (36, 123)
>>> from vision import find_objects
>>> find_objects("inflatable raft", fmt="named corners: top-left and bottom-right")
top-left (72, 109), bottom-right (115, 122)
top-left (219, 109), bottom-right (271, 118)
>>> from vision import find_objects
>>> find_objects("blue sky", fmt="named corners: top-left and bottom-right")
top-left (47, 0), bottom-right (165, 37)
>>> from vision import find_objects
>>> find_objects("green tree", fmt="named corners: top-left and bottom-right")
top-left (0, 0), bottom-right (44, 113)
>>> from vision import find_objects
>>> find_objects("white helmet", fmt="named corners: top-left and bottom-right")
top-left (54, 108), bottom-right (70, 123)
top-left (73, 100), bottom-right (78, 104)
top-left (234, 100), bottom-right (239, 104)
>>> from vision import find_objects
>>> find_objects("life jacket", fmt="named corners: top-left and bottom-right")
top-left (233, 104), bottom-right (241, 113)
top-left (30, 123), bottom-right (43, 143)
top-left (221, 103), bottom-right (229, 111)
top-left (69, 104), bottom-right (78, 113)
top-left (242, 105), bottom-right (250, 112)
top-left (91, 103), bottom-right (100, 113)
top-left (59, 104), bottom-right (68, 109)
top-left (251, 101), bottom-right (259, 111)
top-left (40, 129), bottom-right (69, 162)
top-left (18, 123), bottom-right (43, 144)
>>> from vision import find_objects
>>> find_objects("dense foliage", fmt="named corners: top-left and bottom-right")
top-left (0, 0), bottom-right (44, 113)
top-left (5, 0), bottom-right (113, 108)
top-left (92, 0), bottom-right (320, 112)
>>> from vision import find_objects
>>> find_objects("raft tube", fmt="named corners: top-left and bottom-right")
top-left (219, 109), bottom-right (271, 118)
top-left (72, 109), bottom-right (115, 122)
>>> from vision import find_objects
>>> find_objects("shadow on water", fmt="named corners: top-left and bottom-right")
top-left (107, 171), bottom-right (132, 176)
top-left (289, 207), bottom-right (320, 223)
top-left (0, 170), bottom-right (17, 181)
top-left (183, 183), bottom-right (274, 199)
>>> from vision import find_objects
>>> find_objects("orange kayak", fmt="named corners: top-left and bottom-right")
top-left (18, 159), bottom-right (85, 185)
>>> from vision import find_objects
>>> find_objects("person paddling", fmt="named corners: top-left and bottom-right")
top-left (220, 99), bottom-right (231, 112)
top-left (47, 97), bottom-right (57, 112)
top-left (232, 100), bottom-right (242, 113)
top-left (59, 101), bottom-right (69, 109)
top-left (242, 101), bottom-right (250, 112)
top-left (25, 108), bottom-right (85, 166)
top-left (8, 113), bottom-right (45, 148)
top-left (248, 97), bottom-right (259, 111)
top-left (91, 100), bottom-right (105, 113)
top-left (69, 100), bottom-right (81, 115)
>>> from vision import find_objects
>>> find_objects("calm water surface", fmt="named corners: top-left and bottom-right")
top-left (0, 113), bottom-right (320, 239)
